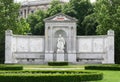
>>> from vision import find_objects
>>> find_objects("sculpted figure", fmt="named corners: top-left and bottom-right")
top-left (57, 34), bottom-right (65, 52)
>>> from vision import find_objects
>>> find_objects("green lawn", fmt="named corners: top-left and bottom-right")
top-left (22, 65), bottom-right (120, 82)
top-left (91, 70), bottom-right (120, 82)
top-left (23, 65), bottom-right (85, 68)
top-left (1, 64), bottom-right (120, 82)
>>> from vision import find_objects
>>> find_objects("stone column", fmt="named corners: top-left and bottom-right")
top-left (68, 24), bottom-right (76, 62)
top-left (45, 25), bottom-right (48, 53)
top-left (5, 30), bottom-right (13, 64)
top-left (50, 26), bottom-right (53, 53)
top-left (23, 9), bottom-right (25, 18)
top-left (73, 25), bottom-right (77, 53)
top-left (106, 29), bottom-right (115, 64)
top-left (26, 7), bottom-right (28, 18)
top-left (68, 26), bottom-right (71, 53)
top-left (45, 25), bottom-right (53, 62)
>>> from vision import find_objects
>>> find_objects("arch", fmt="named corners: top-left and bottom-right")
top-left (53, 30), bottom-right (67, 53)
top-left (54, 30), bottom-right (67, 38)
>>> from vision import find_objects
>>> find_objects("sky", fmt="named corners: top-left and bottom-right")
top-left (15, 0), bottom-right (96, 3)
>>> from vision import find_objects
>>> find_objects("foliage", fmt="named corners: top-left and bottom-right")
top-left (94, 0), bottom-right (120, 63)
top-left (48, 62), bottom-right (68, 66)
top-left (27, 0), bottom-right (64, 35)
top-left (0, 70), bottom-right (103, 82)
top-left (27, 10), bottom-right (46, 35)
top-left (0, 0), bottom-right (19, 63)
top-left (0, 0), bottom-right (31, 63)
top-left (0, 65), bottom-right (23, 70)
top-left (82, 13), bottom-right (97, 35)
top-left (27, 0), bottom-right (94, 35)
top-left (85, 64), bottom-right (120, 71)
top-left (16, 18), bottom-right (30, 35)
top-left (47, 0), bottom-right (62, 17)
top-left (69, 0), bottom-right (94, 35)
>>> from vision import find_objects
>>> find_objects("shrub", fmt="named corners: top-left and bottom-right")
top-left (0, 65), bottom-right (23, 70)
top-left (48, 62), bottom-right (68, 66)
top-left (85, 65), bottom-right (120, 71)
top-left (0, 71), bottom-right (103, 82)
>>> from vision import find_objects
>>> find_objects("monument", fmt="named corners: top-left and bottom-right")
top-left (56, 34), bottom-right (65, 61)
top-left (5, 13), bottom-right (115, 64)
top-left (57, 34), bottom-right (65, 53)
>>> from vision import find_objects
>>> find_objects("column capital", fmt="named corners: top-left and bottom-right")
top-left (5, 30), bottom-right (13, 36)
top-left (107, 29), bottom-right (114, 36)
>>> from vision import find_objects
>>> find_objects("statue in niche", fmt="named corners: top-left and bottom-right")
top-left (57, 34), bottom-right (65, 52)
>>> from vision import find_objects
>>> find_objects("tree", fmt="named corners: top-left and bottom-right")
top-left (94, 0), bottom-right (120, 63)
top-left (82, 13), bottom-right (97, 35)
top-left (47, 0), bottom-right (62, 17)
top-left (69, 0), bottom-right (94, 35)
top-left (27, 0), bottom-right (63, 35)
top-left (16, 18), bottom-right (30, 35)
top-left (27, 10), bottom-right (46, 35)
top-left (0, 0), bottom-right (30, 63)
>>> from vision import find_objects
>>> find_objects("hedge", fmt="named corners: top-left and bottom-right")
top-left (0, 70), bottom-right (98, 74)
top-left (85, 65), bottom-right (120, 70)
top-left (0, 71), bottom-right (103, 82)
top-left (0, 65), bottom-right (23, 70)
top-left (48, 62), bottom-right (68, 66)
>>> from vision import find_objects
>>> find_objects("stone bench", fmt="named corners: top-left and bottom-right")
top-left (76, 58), bottom-right (104, 63)
top-left (16, 56), bottom-right (44, 63)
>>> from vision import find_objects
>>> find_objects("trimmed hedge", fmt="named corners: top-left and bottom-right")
top-left (85, 65), bottom-right (120, 70)
top-left (0, 70), bottom-right (103, 82)
top-left (48, 62), bottom-right (68, 66)
top-left (0, 70), bottom-right (99, 74)
top-left (0, 65), bottom-right (23, 70)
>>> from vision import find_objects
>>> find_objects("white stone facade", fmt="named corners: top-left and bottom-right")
top-left (19, 0), bottom-right (65, 18)
top-left (5, 13), bottom-right (115, 64)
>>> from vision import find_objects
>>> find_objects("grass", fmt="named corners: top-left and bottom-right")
top-left (23, 65), bottom-right (120, 82)
top-left (23, 65), bottom-right (85, 68)
top-left (1, 64), bottom-right (120, 82)
top-left (91, 70), bottom-right (120, 82)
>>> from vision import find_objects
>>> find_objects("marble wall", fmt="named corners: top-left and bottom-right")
top-left (5, 29), bottom-right (114, 64)
top-left (76, 30), bottom-right (114, 64)
top-left (4, 13), bottom-right (114, 64)
top-left (5, 30), bottom-right (45, 64)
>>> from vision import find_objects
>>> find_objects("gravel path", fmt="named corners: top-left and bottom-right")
top-left (24, 68), bottom-right (84, 70)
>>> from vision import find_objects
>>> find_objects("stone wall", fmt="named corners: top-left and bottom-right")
top-left (76, 30), bottom-right (114, 64)
top-left (5, 29), bottom-right (114, 64)
top-left (5, 30), bottom-right (45, 64)
top-left (5, 13), bottom-right (115, 64)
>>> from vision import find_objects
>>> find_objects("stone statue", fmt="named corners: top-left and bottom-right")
top-left (57, 34), bottom-right (65, 52)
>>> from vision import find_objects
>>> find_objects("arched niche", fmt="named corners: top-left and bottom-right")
top-left (53, 30), bottom-right (67, 53)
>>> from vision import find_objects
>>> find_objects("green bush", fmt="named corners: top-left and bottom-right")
top-left (0, 65), bottom-right (23, 70)
top-left (0, 71), bottom-right (103, 82)
top-left (85, 65), bottom-right (120, 70)
top-left (48, 62), bottom-right (68, 66)
top-left (0, 70), bottom-right (99, 74)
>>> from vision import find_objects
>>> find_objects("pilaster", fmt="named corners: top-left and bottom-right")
top-left (106, 29), bottom-right (115, 64)
top-left (5, 30), bottom-right (13, 64)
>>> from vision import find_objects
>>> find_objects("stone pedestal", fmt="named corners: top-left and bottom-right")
top-left (56, 51), bottom-right (64, 62)
top-left (68, 54), bottom-right (76, 62)
top-left (45, 53), bottom-right (53, 62)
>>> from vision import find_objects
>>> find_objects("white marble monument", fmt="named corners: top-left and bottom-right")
top-left (56, 34), bottom-right (65, 61)
top-left (5, 13), bottom-right (115, 64)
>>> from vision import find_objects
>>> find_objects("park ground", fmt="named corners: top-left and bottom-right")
top-left (21, 65), bottom-right (120, 82)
